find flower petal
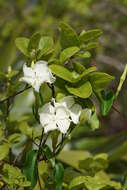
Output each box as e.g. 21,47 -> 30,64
40,113 -> 53,126
56,104 -> 70,119
60,96 -> 75,109
56,119 -> 70,134
23,63 -> 34,77
70,104 -> 82,124
39,103 -> 55,114
34,61 -> 55,84
34,61 -> 47,77
20,76 -> 35,86
44,122 -> 57,133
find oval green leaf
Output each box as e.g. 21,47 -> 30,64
89,72 -> 115,91
59,22 -> 80,49
49,64 -> 79,83
79,29 -> 103,44
24,150 -> 38,189
15,37 -> 29,56
60,46 -> 80,63
66,81 -> 92,98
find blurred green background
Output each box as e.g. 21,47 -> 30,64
0,0 -> 127,165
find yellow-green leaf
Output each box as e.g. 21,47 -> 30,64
66,81 -> 92,98
60,46 -> 80,63
49,64 -> 80,83
0,143 -> 10,161
89,72 -> 114,91
15,37 -> 29,56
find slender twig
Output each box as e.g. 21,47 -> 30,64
0,86 -> 31,104
51,83 -> 55,99
55,134 -> 65,151
37,129 -> 44,159
41,133 -> 49,147
112,105 -> 127,128
55,127 -> 74,155
112,105 -> 124,119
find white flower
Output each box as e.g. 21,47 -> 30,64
20,60 -> 55,92
39,102 -> 70,134
60,96 -> 82,124
39,96 -> 82,134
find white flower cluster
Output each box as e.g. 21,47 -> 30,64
39,96 -> 82,134
20,60 -> 82,134
20,60 -> 55,92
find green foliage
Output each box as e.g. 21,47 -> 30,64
115,64 -> 127,99
79,153 -> 108,174
15,37 -> 30,56
38,36 -> 54,58
24,150 -> 38,189
1,164 -> 30,189
69,171 -> 122,190
66,81 -> 92,98
55,163 -> 64,190
98,90 -> 115,116
0,143 -> 10,161
28,33 -> 41,55
57,150 -> 91,171
88,111 -> 100,130
60,46 -> 80,63
49,64 -> 80,83
0,20 -> 126,189
79,29 -> 103,44
15,34 -> 54,61
89,72 -> 115,91
59,22 -> 80,49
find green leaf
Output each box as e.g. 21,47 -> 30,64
89,72 -> 115,91
73,62 -> 86,74
78,51 -> 91,58
80,108 -> 92,123
51,131 -> 60,152
0,143 -> 10,161
28,32 -> 41,53
19,122 -> 33,138
24,150 -> 38,189
80,66 -> 96,79
115,64 -> 127,99
64,168 -> 80,184
15,37 -> 29,56
60,46 -> 80,63
69,171 -> 122,190
49,64 -> 80,83
79,29 -> 103,43
84,42 -> 99,50
8,133 -> 21,144
88,111 -> 99,130
38,36 -> 54,58
66,81 -> 92,98
42,144 -> 54,160
57,150 -> 91,171
7,69 -> 19,79
55,163 -> 64,190
69,176 -> 86,189
59,22 -> 79,49
100,90 -> 114,116
3,164 -> 31,187
109,141 -> 127,161
84,171 -> 122,190
79,153 -> 108,174
0,71 -> 7,81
